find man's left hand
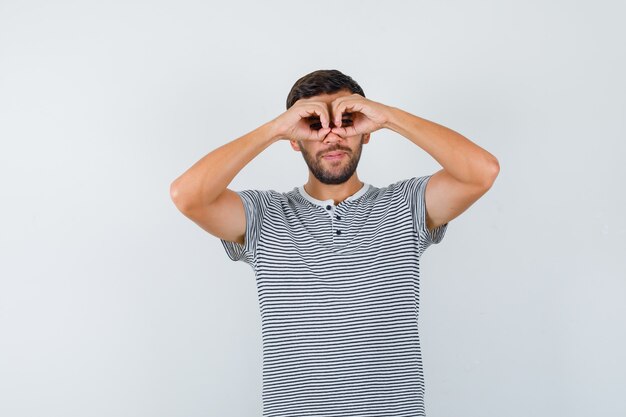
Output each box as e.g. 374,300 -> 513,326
330,94 -> 391,137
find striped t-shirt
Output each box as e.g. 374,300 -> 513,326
221,175 -> 449,417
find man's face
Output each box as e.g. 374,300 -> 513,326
291,90 -> 370,185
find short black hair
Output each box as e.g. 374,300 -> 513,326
286,69 -> 365,110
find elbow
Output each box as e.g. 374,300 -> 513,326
482,157 -> 500,188
170,181 -> 189,212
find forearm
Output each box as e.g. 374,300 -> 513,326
384,106 -> 499,186
170,121 -> 279,211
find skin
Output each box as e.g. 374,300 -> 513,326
171,87 -> 500,246
285,89 -> 385,205
297,134 -> 365,187
279,89 -> 501,231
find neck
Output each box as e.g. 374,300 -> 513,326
303,174 -> 364,205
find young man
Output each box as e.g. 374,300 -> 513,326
170,69 -> 499,417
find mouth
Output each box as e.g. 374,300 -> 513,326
322,151 -> 347,160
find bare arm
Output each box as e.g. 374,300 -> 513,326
384,107 -> 500,230
170,99 -> 333,245
169,122 -> 279,244
328,95 -> 500,232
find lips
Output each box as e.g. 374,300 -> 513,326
323,151 -> 346,158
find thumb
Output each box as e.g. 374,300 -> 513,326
331,126 -> 347,135
316,127 -> 331,139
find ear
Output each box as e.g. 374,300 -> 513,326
289,139 -> 302,152
362,133 -> 371,144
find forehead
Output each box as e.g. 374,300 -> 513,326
299,90 -> 352,105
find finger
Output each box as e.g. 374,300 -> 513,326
332,124 -> 357,137
300,104 -> 329,129
311,127 -> 330,141
331,126 -> 348,137
318,127 -> 331,139
330,94 -> 359,121
336,100 -> 360,128
332,98 -> 348,128
313,103 -> 330,129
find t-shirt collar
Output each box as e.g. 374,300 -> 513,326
297,182 -> 370,207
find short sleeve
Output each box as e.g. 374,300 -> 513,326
404,175 -> 449,247
220,189 -> 273,265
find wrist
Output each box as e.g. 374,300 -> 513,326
382,106 -> 403,132
267,119 -> 287,143
262,119 -> 283,144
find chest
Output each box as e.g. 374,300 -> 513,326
256,202 -> 419,268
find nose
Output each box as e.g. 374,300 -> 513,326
322,128 -> 345,144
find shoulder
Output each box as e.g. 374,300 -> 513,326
373,175 -> 431,197
237,188 -> 287,201
234,188 -> 298,215
393,175 -> 430,188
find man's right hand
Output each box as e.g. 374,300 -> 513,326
270,99 -> 333,142
172,98 -> 335,247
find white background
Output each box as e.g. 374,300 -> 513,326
1,1 -> 624,416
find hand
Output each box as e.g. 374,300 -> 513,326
270,99 -> 332,142
329,94 -> 390,137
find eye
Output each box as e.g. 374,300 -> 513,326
340,112 -> 354,126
